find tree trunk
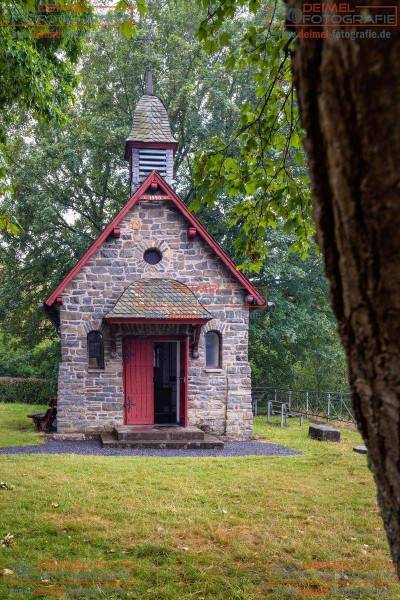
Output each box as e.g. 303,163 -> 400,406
285,10 -> 400,571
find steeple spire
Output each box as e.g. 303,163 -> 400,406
124,14 -> 177,192
145,17 -> 153,96
146,67 -> 153,96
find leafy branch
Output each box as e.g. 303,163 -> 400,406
193,0 -> 314,272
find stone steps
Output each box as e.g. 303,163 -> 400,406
101,431 -> 224,450
114,425 -> 205,442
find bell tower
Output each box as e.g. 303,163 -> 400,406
124,70 -> 178,193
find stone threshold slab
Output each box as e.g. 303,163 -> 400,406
101,432 -> 223,449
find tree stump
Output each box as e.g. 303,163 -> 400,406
308,425 -> 341,442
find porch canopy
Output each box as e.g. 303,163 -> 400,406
104,278 -> 212,325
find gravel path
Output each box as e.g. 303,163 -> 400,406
0,439 -> 300,458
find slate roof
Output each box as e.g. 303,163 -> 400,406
105,279 -> 212,321
126,95 -> 177,143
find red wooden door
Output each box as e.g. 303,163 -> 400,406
123,338 -> 154,425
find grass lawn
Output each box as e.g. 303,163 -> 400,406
0,403 -> 47,447
0,404 -> 398,599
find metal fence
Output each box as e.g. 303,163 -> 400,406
252,386 -> 353,422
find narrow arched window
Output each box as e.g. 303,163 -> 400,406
205,331 -> 221,368
87,331 -> 104,369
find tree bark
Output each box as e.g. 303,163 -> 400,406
285,5 -> 400,572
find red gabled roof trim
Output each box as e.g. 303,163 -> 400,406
45,171 -> 266,307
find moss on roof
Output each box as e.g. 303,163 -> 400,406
126,95 -> 177,144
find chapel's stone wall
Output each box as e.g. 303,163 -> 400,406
57,199 -> 254,439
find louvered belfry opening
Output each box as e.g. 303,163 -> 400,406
139,148 -> 167,180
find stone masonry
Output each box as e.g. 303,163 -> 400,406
57,199 -> 254,439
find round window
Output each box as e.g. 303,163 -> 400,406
143,248 -> 162,265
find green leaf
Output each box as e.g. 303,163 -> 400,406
244,180 -> 257,195
119,21 -> 136,39
219,31 -> 231,47
115,0 -> 131,9
136,0 -> 147,15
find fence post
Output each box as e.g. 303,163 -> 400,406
281,403 -> 285,427
306,390 -> 309,418
274,388 -> 277,404
327,393 -> 331,421
253,396 -> 258,416
288,389 -> 292,411
267,401 -> 272,422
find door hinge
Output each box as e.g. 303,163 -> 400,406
125,397 -> 136,411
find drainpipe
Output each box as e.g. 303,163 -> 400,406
224,372 -> 229,436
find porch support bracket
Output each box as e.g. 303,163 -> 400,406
191,324 -> 203,359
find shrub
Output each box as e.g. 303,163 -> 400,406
0,377 -> 56,405
0,335 -> 60,383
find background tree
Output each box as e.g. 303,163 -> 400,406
249,230 -> 347,391
194,0 -> 312,271
0,0 -> 145,233
0,0 -> 93,231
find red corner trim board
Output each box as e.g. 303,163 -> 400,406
45,171 -> 266,307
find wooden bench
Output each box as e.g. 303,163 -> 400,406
28,398 -> 57,432
263,400 -> 304,425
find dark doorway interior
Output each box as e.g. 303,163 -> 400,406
154,341 -> 178,424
